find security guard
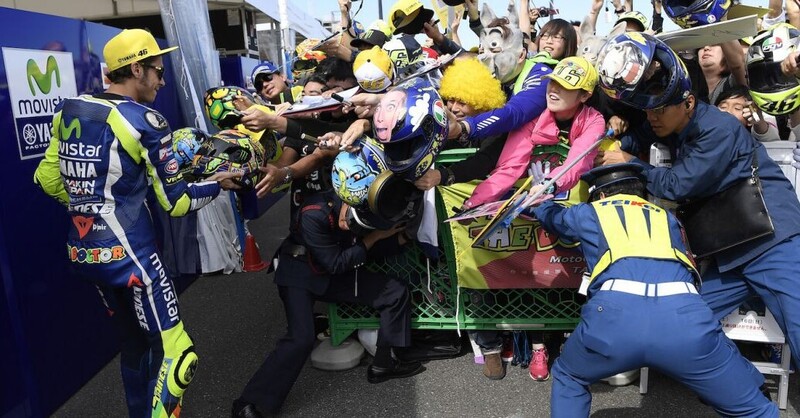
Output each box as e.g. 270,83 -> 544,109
531,163 -> 777,417
232,190 -> 422,418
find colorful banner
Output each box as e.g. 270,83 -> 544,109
439,179 -> 587,289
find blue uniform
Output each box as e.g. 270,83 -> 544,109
621,101 -> 800,370
237,192 -> 412,414
34,93 -> 221,418
533,194 -> 777,417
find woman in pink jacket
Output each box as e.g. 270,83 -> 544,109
464,56 -> 605,209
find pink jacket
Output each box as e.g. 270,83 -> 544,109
466,104 -> 606,208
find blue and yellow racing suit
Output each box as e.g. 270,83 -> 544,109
34,93 -> 220,418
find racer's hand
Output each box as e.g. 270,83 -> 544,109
208,171 -> 243,190
414,168 -> 442,191
594,148 -> 634,166
255,164 -> 285,198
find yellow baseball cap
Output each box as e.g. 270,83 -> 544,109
353,46 -> 395,93
545,56 -> 598,92
388,0 -> 434,35
103,29 -> 178,72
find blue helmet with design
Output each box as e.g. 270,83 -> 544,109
596,32 -> 691,110
171,127 -> 209,180
663,0 -> 730,29
373,80 -> 448,181
331,137 -> 388,207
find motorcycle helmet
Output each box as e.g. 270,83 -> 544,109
191,129 -> 266,190
663,0 -> 730,28
367,170 -> 423,225
372,81 -> 447,181
171,127 -> 209,180
331,137 -> 388,207
596,32 -> 692,110
204,86 -> 259,129
747,23 -> 800,116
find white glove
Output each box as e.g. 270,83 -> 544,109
529,160 -> 547,184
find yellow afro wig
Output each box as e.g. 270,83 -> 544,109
438,57 -> 506,112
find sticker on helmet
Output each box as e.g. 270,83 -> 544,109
408,92 -> 432,131
432,100 -> 446,126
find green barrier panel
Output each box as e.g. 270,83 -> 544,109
328,150 -> 583,346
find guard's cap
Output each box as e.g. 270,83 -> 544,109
104,29 -> 178,72
581,163 -> 645,193
545,56 -> 598,92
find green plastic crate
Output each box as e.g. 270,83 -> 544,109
328,150 -> 583,345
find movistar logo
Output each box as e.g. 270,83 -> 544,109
60,118 -> 81,140
27,55 -> 60,96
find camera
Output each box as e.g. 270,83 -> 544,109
538,7 -> 550,18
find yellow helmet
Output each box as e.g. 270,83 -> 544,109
747,23 -> 800,116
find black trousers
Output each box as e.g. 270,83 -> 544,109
239,267 -> 411,414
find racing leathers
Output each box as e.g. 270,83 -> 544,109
34,93 -> 221,418
461,53 -> 555,142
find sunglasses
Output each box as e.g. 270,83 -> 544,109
141,63 -> 165,80
254,73 -> 277,90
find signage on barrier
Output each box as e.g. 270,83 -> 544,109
2,47 -> 77,160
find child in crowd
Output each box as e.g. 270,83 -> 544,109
463,56 -> 605,210
715,86 -> 782,142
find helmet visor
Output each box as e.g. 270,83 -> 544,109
748,60 -> 800,94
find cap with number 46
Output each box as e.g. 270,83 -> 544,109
544,56 -> 598,92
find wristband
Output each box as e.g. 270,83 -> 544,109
439,167 -> 456,186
